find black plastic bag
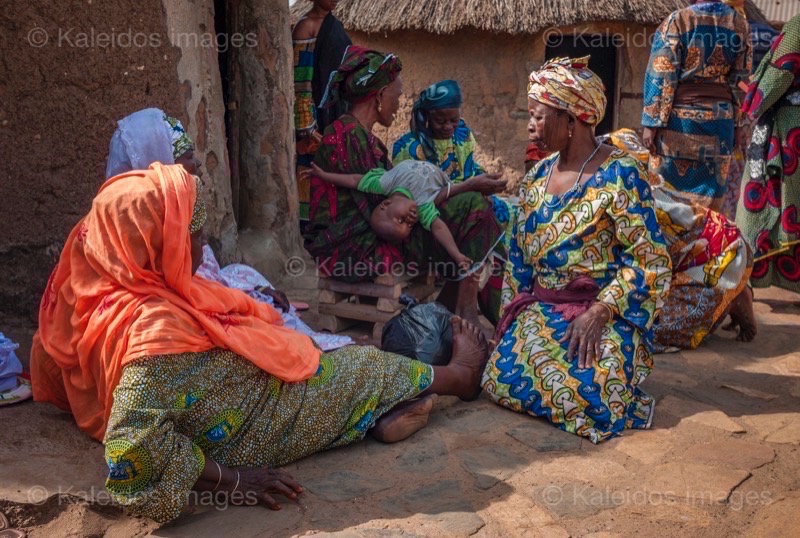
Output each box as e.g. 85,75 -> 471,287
381,295 -> 453,366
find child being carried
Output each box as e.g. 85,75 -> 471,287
310,160 -> 505,271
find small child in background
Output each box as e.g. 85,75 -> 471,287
310,160 -> 505,271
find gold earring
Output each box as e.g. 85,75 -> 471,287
377,102 -> 382,113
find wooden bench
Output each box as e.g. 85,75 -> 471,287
317,272 -> 437,342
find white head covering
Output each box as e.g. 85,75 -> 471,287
105,108 -> 175,180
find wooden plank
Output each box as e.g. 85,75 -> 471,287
413,273 -> 436,286
318,302 -> 398,323
374,272 -> 416,286
316,313 -> 357,334
318,290 -> 351,305
377,297 -> 403,313
372,322 -> 385,342
318,278 -> 404,299
404,283 -> 436,302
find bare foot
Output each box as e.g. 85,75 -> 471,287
449,316 -> 490,401
721,316 -> 737,332
371,394 -> 438,443
729,286 -> 757,342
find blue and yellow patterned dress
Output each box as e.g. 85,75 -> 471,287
642,1 -> 751,212
482,151 -> 672,444
104,346 -> 432,522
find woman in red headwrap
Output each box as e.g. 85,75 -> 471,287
304,47 -> 506,324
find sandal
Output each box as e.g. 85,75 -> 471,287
291,301 -> 310,312
0,376 -> 32,407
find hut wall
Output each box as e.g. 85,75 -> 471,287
0,0 -> 299,317
232,0 -> 305,283
349,23 -> 654,186
1,0 -> 187,317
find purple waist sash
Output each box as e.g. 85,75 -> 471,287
492,275 -> 601,343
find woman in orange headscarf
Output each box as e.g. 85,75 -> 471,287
30,162 -> 490,522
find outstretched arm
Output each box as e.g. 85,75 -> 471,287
433,172 -> 507,206
310,162 -> 362,190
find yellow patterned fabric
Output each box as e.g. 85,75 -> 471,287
189,175 -> 206,234
482,150 -> 672,443
293,38 -> 317,133
722,0 -> 746,17
104,346 -> 432,522
602,128 -> 752,351
527,56 -> 607,126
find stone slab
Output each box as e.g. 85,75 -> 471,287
764,418 -> 800,445
304,471 -> 394,502
507,424 -> 583,452
381,480 -> 485,535
687,441 -> 775,470
531,483 -> 625,519
659,396 -> 746,433
457,445 -> 529,490
644,462 -> 751,503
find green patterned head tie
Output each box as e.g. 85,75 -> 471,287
163,115 -> 194,159
321,45 -> 402,107
190,175 -> 207,235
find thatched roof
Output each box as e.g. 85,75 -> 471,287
290,0 -> 769,35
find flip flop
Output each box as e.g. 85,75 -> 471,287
0,376 -> 32,407
291,301 -> 310,312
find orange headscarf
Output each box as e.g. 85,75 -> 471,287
30,163 -> 320,441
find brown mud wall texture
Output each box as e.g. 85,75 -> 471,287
349,24 -> 652,190
0,0 -> 271,318
231,0 -> 304,281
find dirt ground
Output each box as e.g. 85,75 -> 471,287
1,274 -> 799,537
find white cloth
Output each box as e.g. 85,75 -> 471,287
105,108 -> 175,179
196,246 -> 353,352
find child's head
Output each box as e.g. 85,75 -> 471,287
370,193 -> 418,243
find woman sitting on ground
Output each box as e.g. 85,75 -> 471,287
601,128 -> 756,347
482,57 -> 673,444
303,48 -> 507,325
106,107 -> 353,351
29,161 -> 491,523
392,79 -> 516,248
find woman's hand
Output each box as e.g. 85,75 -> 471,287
258,286 -> 290,312
233,467 -> 304,510
641,127 -> 659,154
559,303 -> 612,369
467,172 -> 507,195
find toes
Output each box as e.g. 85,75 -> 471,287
420,393 -> 438,412
451,316 -> 463,335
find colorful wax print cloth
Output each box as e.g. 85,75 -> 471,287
104,347 -> 432,523
482,151 -> 672,443
293,37 -> 318,221
393,119 -> 485,181
304,114 -> 505,323
642,2 -> 751,212
736,15 -> 800,292
603,129 -> 752,351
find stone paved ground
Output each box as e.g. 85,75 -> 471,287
1,258 -> 798,537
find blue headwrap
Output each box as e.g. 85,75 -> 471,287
411,80 -> 463,163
